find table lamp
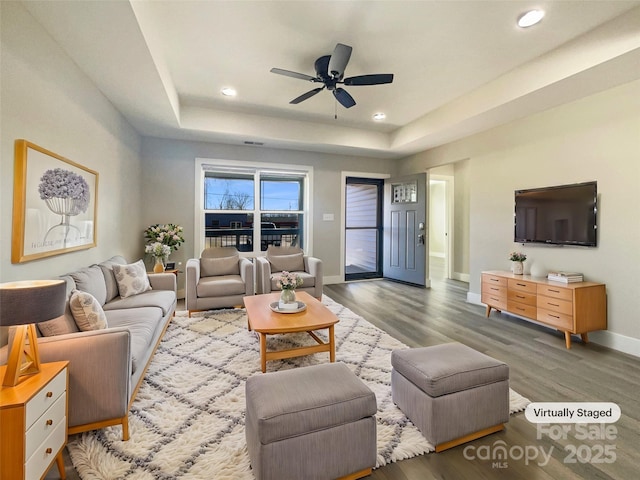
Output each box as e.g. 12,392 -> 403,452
0,279 -> 66,387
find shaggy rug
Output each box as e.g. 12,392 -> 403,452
68,296 -> 530,479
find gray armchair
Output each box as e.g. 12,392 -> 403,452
255,246 -> 323,299
186,247 -> 254,315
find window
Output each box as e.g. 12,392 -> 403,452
197,162 -> 312,256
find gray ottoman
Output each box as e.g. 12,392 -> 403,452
245,362 -> 377,480
391,342 -> 509,452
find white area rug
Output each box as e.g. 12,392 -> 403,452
68,296 -> 530,479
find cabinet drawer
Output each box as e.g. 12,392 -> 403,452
26,394 -> 66,460
25,419 -> 66,480
482,283 -> 506,298
507,301 -> 536,319
537,296 -> 573,316
26,368 -> 66,429
482,274 -> 507,287
537,308 -> 573,330
482,293 -> 507,311
538,284 -> 572,301
508,278 -> 537,294
508,289 -> 536,306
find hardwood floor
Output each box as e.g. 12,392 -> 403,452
49,277 -> 639,479
325,278 -> 640,480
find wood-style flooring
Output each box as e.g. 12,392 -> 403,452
49,273 -> 639,480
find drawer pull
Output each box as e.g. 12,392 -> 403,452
491,287 -> 499,291
516,283 -> 526,287
46,391 -> 53,398
46,419 -> 53,426
516,295 -> 525,299
516,307 -> 525,311
46,448 -> 53,455
548,303 -> 559,307
549,289 -> 560,293
490,278 -> 499,282
549,314 -> 560,319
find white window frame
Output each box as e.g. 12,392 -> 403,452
195,158 -> 313,257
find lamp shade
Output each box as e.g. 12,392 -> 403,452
0,280 -> 66,326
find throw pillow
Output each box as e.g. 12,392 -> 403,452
69,290 -> 108,331
268,252 -> 304,273
113,259 -> 152,298
200,256 -> 240,277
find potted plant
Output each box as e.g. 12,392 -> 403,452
509,252 -> 527,275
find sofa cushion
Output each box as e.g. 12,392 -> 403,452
104,290 -> 176,316
38,277 -> 79,337
68,265 -> 107,305
197,275 -> 246,297
106,307 -> 164,374
99,256 -> 128,303
113,260 -> 151,298
69,290 -> 108,331
200,256 -> 240,277
267,252 -> 305,273
270,271 -> 315,290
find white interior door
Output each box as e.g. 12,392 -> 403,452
383,173 -> 427,286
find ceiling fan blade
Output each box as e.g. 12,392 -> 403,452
333,88 -> 356,108
328,43 -> 352,79
343,74 -> 394,86
290,87 -> 325,104
270,68 -> 317,82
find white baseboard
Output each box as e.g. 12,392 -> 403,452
466,292 -> 640,358
323,275 -> 343,285
453,272 -> 470,282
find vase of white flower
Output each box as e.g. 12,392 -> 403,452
146,242 -> 171,273
277,271 -> 303,310
153,256 -> 165,273
509,252 -> 527,275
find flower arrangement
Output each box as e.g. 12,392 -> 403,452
509,252 -> 527,262
38,168 -> 90,213
276,271 -> 303,291
145,242 -> 171,259
144,224 -> 185,252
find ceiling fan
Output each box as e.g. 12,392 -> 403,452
270,43 -> 394,109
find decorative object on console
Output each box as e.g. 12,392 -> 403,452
276,270 -> 303,310
11,140 -> 98,264
0,279 -> 66,386
509,251 -> 527,275
547,271 -> 584,283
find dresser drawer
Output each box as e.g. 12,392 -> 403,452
482,283 -> 506,298
482,274 -> 507,287
507,301 -> 536,319
25,393 -> 66,460
538,284 -> 572,301
508,289 -> 536,306
537,308 -> 573,330
25,420 -> 66,480
537,296 -> 573,316
508,278 -> 537,294
26,368 -> 66,429
482,293 -> 507,311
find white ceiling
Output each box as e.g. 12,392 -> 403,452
22,0 -> 640,159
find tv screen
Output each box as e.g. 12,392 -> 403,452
514,182 -> 597,246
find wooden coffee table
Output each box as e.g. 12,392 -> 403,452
244,292 -> 339,373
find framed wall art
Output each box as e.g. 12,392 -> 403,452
11,140 -> 98,263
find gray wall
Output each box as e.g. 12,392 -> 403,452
399,80 -> 640,352
1,1 -> 142,283
140,137 -> 396,290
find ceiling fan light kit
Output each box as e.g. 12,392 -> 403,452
271,43 -> 394,110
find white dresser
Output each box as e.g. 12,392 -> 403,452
1,361 -> 69,479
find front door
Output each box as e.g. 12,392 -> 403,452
383,173 -> 427,286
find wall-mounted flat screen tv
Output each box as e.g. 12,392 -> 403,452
514,181 -> 597,247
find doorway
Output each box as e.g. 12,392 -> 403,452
345,177 -> 383,280
428,175 -> 453,280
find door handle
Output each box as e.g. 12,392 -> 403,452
417,234 -> 425,245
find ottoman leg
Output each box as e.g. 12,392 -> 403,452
435,424 -> 504,452
337,467 -> 372,480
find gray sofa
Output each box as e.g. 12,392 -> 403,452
1,255 -> 176,441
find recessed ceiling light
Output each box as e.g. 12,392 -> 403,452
373,112 -> 386,121
517,9 -> 544,28
221,87 -> 237,97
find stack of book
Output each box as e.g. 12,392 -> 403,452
547,271 -> 584,283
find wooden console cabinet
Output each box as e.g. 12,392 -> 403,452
481,271 -> 607,349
